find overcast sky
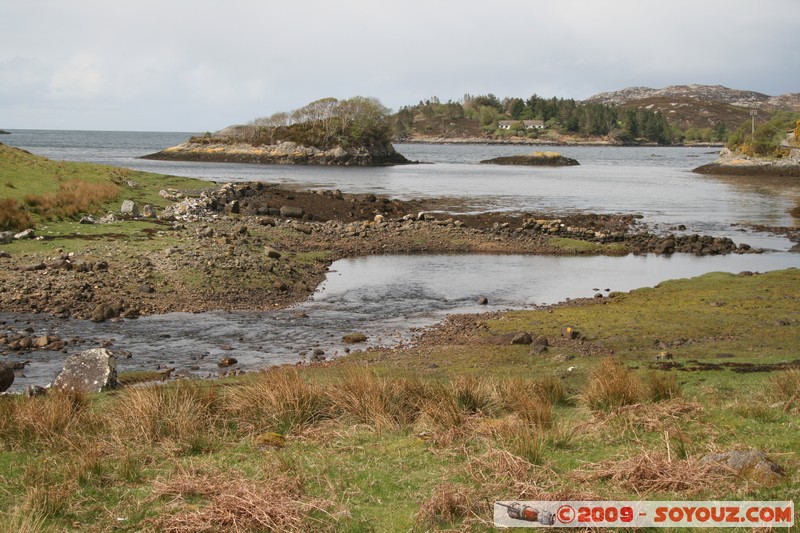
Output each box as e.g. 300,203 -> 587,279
1,0 -> 798,132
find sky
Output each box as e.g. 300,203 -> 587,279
1,0 -> 798,132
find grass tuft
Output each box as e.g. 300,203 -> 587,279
0,198 -> 35,231
582,358 -> 645,412
23,179 -> 119,221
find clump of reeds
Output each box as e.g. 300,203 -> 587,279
109,381 -> 223,454
23,179 -> 119,220
646,371 -> 683,402
767,368 -> 800,411
226,367 -> 330,435
581,358 -> 645,412
0,198 -> 34,231
0,390 -> 92,450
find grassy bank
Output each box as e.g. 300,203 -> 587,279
1,269 -> 798,531
0,142 -> 208,234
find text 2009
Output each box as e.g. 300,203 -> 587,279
576,506 -> 634,523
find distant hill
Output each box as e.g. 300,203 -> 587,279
584,84 -> 800,131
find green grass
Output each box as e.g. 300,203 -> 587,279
0,143 -> 209,230
548,236 -> 628,255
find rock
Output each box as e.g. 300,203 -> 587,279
14,228 -> 35,240
225,200 -> 240,214
24,385 -> 47,398
253,432 -> 286,449
280,206 -> 305,219
52,348 -> 119,393
264,246 -> 282,259
79,215 -> 96,224
480,151 -> 580,166
273,280 -> 289,291
488,331 -> 532,345
530,335 -> 549,354
142,204 -> 157,218
91,302 -> 123,322
477,296 -> 489,305
700,450 -> 784,481
561,326 -> 579,339
0,231 -> 14,243
120,200 -> 139,217
33,336 -> 53,349
218,356 -> 238,367
343,332 -> 368,343
0,363 -> 14,392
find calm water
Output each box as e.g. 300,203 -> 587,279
1,130 -> 799,391
3,129 -> 797,249
3,253 -> 799,392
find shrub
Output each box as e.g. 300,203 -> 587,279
0,198 -> 34,231
768,369 -> 800,410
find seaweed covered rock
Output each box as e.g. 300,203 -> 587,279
480,151 -> 579,166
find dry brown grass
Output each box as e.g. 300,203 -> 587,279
768,368 -> 800,411
23,179 -> 119,220
415,482 -> 486,530
646,371 -> 682,402
581,358 -> 645,412
572,450 -> 731,496
0,390 -> 92,450
226,367 -> 331,435
109,382 -> 224,454
0,198 -> 34,231
150,465 -> 336,532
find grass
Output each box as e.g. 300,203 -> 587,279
0,143 -> 209,230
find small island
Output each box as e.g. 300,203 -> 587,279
480,150 -> 579,166
693,119 -> 800,177
144,97 -> 411,166
0,130 -> 11,135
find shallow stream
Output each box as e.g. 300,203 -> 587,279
3,252 -> 799,393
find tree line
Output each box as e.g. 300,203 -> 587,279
393,94 -> 678,144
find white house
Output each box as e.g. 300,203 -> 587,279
497,119 -> 545,130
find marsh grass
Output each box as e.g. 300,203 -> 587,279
0,198 -> 34,231
646,371 -> 683,402
582,358 -> 645,412
23,179 -> 119,221
0,390 -> 92,450
226,367 -> 330,435
110,382 -> 224,454
768,369 -> 800,411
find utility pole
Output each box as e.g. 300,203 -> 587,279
750,109 -> 758,140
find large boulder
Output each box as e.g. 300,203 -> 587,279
120,200 -> 139,217
0,363 -> 14,393
52,348 -> 119,393
700,450 -> 784,482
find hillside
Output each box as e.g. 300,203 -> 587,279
585,84 -> 800,131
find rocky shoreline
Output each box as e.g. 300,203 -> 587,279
0,181 -> 766,325
693,147 -> 800,177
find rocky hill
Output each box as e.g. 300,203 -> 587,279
584,84 -> 800,131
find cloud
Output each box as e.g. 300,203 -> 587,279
1,0 -> 798,130
48,53 -> 107,99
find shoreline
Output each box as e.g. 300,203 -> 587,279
0,181 -> 770,323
